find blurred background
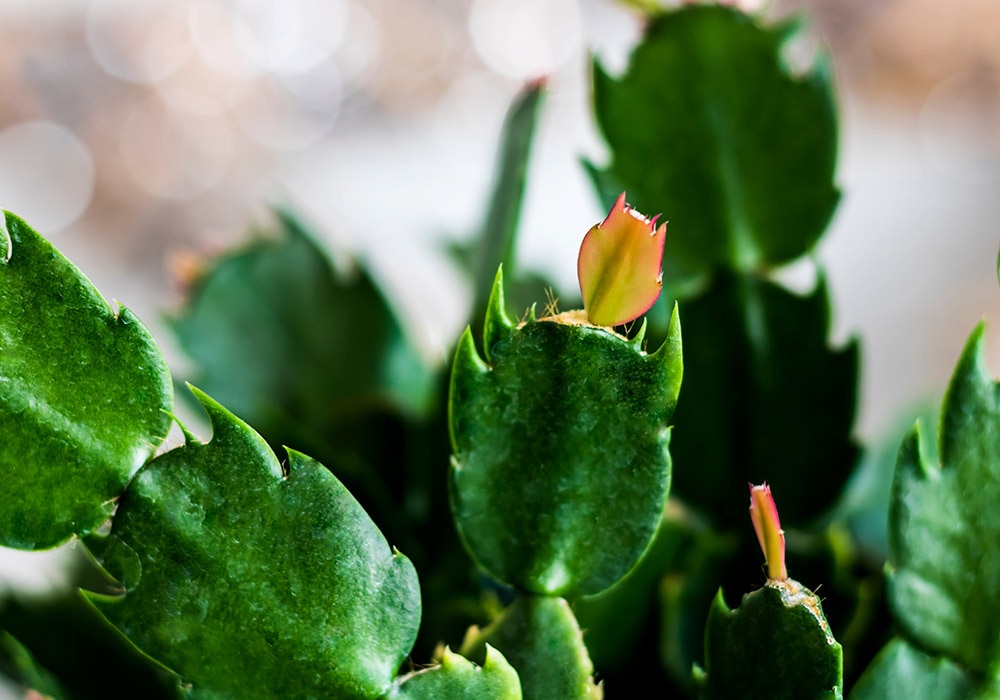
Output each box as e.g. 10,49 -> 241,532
2,0 -> 1000,680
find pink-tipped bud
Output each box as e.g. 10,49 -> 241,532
577,192 -> 666,327
749,482 -> 787,581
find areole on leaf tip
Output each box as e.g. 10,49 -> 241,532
578,191 -> 666,328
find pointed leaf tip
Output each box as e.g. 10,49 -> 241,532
484,264 -> 515,359
749,483 -> 787,581
578,192 -> 666,327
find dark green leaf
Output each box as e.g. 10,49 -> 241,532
592,5 -> 839,282
849,638 -> 976,700
171,207 -> 434,437
699,581 -> 843,700
669,271 -> 858,528
0,591 -> 183,700
449,268 -> 682,596
93,388 -> 421,700
388,646 -> 521,699
0,212 -> 173,550
887,322 -> 1000,676
461,597 -> 600,700
0,630 -> 68,700
170,210 -> 435,549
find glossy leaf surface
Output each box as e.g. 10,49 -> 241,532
449,268 -> 682,596
669,271 -> 858,528
388,646 -> 521,700
700,581 -> 843,700
461,597 -> 600,700
592,5 -> 838,283
94,389 -> 421,700
0,212 -> 173,550
887,323 -> 1000,676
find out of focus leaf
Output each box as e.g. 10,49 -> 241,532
592,5 -> 839,285
849,638 -> 976,700
668,271 -> 858,529
886,323 -> 1000,677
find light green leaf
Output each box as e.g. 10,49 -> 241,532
449,268 -> 681,596
699,581 -> 843,700
0,212 -> 173,550
461,597 -> 600,700
388,646 -> 521,700
592,5 -> 839,282
887,322 -> 1000,677
93,388 -> 421,700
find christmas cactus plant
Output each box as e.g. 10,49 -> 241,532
2,3 -> 999,699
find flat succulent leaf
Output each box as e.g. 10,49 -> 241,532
92,388 -> 421,700
699,581 -> 843,700
170,210 -> 435,553
887,322 -> 1000,676
461,597 -> 601,700
449,268 -> 682,596
668,271 -> 858,529
171,207 -> 434,441
0,212 -> 173,550
592,5 -> 839,282
388,646 -> 521,700
849,638 -> 977,700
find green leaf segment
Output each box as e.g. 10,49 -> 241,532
389,646 -> 522,700
94,388 -> 422,700
449,267 -> 682,597
591,4 -> 855,532
461,597 -> 601,700
699,581 -> 843,700
0,212 -> 173,550
592,4 -> 839,284
853,323 -> 1000,698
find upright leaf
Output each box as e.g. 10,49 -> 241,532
669,271 -> 858,528
170,210 -> 433,550
449,268 -> 682,596
592,5 -> 839,283
699,581 -> 843,700
886,323 -> 1000,678
172,209 -> 433,428
470,78 -> 547,315
93,388 -> 421,700
0,212 -> 173,550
